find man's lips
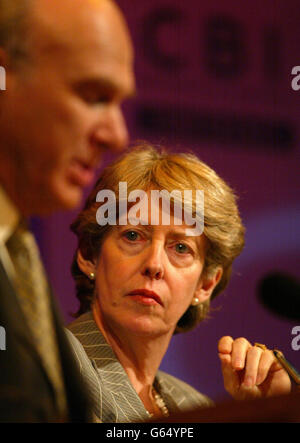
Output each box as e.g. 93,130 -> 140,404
127,289 -> 163,306
68,159 -> 96,188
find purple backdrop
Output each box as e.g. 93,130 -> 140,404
33,0 -> 300,402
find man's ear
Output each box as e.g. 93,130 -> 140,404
0,47 -> 19,94
0,47 -> 8,68
0,48 -> 8,92
192,267 -> 223,305
77,249 -> 96,278
0,47 -> 15,74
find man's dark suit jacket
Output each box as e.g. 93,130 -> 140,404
0,259 -> 91,422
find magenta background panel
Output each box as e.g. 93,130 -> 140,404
33,0 -> 300,401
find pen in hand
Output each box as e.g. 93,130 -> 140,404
273,349 -> 300,386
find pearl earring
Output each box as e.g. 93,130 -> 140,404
192,297 -> 199,306
89,272 -> 95,280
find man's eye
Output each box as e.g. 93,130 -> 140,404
84,93 -> 110,104
124,231 -> 139,241
76,87 -> 111,105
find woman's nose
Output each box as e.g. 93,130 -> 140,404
141,244 -> 164,280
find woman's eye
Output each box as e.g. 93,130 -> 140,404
124,231 -> 139,241
175,243 -> 190,254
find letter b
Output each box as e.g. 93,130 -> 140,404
205,15 -> 246,78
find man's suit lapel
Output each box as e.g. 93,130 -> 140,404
48,292 -> 92,422
0,259 -> 50,378
0,258 -> 60,422
0,258 -> 91,422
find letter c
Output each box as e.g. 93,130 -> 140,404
141,7 -> 187,71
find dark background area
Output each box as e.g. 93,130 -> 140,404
33,0 -> 300,402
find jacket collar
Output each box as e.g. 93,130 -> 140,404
68,311 -> 186,421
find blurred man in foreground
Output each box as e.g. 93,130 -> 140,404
0,0 -> 135,422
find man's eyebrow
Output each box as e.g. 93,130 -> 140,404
99,76 -> 137,98
74,76 -> 137,99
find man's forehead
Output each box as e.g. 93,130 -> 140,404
30,0 -> 127,43
86,0 -> 107,6
33,0 -> 109,13
28,0 -> 133,67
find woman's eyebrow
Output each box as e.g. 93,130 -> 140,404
167,231 -> 199,244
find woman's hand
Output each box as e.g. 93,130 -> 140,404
218,336 -> 292,400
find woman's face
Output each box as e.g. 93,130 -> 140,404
89,198 -> 219,339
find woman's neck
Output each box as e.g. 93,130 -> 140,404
92,300 -> 172,410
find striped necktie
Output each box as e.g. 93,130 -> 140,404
6,223 -> 67,419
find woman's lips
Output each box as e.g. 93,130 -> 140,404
127,289 -> 163,306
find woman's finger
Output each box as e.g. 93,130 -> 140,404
218,352 -> 239,396
231,337 -> 252,370
256,350 -> 277,385
218,336 -> 234,355
242,345 -> 264,387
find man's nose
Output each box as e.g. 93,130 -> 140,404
141,243 -> 165,280
92,105 -> 129,153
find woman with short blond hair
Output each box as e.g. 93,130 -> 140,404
67,144 -> 290,423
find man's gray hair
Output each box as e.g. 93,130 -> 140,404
0,0 -> 32,64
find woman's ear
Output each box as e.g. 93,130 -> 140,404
191,267 -> 223,306
77,249 -> 96,279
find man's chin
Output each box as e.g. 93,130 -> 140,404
55,185 -> 84,211
37,183 -> 84,216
